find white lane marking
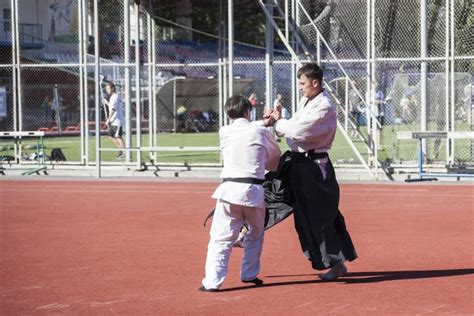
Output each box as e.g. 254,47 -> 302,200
36,303 -> 70,310
322,304 -> 352,314
203,295 -> 247,302
423,305 -> 447,312
293,301 -> 314,309
90,300 -> 126,307
22,286 -> 45,290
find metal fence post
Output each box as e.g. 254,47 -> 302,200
449,0 -> 455,164
345,77 -> 349,131
265,0 -> 274,112
13,0 -> 22,162
227,0 -> 234,97
83,0 -> 90,165
444,0 -> 450,166
147,13 -> 154,162
218,57 -> 224,129
124,0 -> 132,162
218,0 -> 224,129
10,0 -> 18,162
173,80 -> 176,131
93,0 -> 101,178
291,0 -> 298,113
366,0 -> 372,167
78,0 -> 86,164
371,0 -> 378,178
134,2 -> 142,168
151,19 -> 158,151
420,0 -> 428,157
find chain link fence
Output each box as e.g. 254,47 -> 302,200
1,0 -> 472,172
296,0 -> 473,171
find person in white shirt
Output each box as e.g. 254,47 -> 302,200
102,82 -> 125,159
273,93 -> 283,109
366,80 -> 385,149
266,62 -> 357,282
248,93 -> 258,121
273,93 -> 290,119
200,95 -> 281,292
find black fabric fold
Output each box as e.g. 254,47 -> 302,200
203,150 -> 357,270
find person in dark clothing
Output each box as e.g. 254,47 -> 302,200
264,62 -> 357,281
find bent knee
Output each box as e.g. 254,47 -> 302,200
244,225 -> 264,241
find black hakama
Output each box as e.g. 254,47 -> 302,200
205,150 -> 358,270
288,152 -> 357,270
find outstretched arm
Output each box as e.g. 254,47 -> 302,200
274,105 -> 334,141
262,129 -> 281,171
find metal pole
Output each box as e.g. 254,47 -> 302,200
445,0 -> 450,166
218,2 -> 225,164
284,0 -> 289,40
420,0 -> 428,158
173,80 -> 177,131
13,0 -> 22,162
449,0 -> 455,164
265,0 -> 274,112
316,33 -> 321,64
151,18 -> 157,150
87,1 -> 93,36
134,2 -> 142,167
83,0 -> 89,164
124,0 -> 132,162
222,0 -> 229,126
227,0 -> 234,97
78,0 -> 85,164
366,0 -> 372,166
365,0 -> 374,170
218,60 -> 224,129
218,0 -> 224,129
344,77 -> 349,131
223,56 -> 228,125
371,0 -> 377,178
93,0 -> 101,178
11,0 -> 18,162
14,0 -> 21,134
291,0 -> 300,114
147,13 -> 153,162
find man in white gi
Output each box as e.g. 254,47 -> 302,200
266,62 -> 357,281
200,95 -> 281,292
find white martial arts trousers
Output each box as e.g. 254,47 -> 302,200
202,199 -> 265,290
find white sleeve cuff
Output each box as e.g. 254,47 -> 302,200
274,119 -> 288,136
251,120 -> 265,127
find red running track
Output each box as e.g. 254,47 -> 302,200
0,180 -> 473,314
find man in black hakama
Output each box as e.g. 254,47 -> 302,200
263,62 -> 357,280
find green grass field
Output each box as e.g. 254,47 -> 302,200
1,123 -> 473,165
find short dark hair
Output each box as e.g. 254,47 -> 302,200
297,62 -> 323,83
104,82 -> 116,92
225,95 -> 251,119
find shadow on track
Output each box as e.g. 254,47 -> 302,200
217,268 -> 474,292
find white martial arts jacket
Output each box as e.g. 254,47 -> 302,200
274,91 -> 337,179
212,118 -> 281,208
274,90 -> 337,154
